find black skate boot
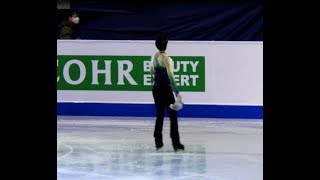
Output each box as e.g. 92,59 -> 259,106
155,140 -> 164,151
173,143 -> 184,152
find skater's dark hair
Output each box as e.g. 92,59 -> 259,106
155,34 -> 168,51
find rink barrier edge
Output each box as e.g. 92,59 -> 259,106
57,102 -> 262,119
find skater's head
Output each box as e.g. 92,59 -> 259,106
155,34 -> 168,52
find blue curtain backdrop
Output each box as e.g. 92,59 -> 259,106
62,0 -> 262,41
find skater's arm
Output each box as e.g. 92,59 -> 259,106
150,56 -> 155,85
165,57 -> 179,95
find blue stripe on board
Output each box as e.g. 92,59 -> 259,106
57,103 -> 262,119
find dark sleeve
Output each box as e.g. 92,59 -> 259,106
59,26 -> 73,39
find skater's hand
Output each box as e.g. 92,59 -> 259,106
177,93 -> 182,99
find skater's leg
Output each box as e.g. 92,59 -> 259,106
153,86 -> 165,149
166,89 -> 184,151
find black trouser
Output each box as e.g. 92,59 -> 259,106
152,85 -> 180,145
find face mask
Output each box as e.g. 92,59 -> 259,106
71,17 -> 80,24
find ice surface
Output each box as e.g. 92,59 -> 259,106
57,116 -> 262,180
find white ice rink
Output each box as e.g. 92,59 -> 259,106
57,116 -> 263,180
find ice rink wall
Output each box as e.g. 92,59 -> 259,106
57,40 -> 262,119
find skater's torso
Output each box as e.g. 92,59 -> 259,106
151,52 -> 178,94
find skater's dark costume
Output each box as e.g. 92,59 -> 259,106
150,34 -> 184,151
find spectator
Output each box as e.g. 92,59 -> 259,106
58,11 -> 80,39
